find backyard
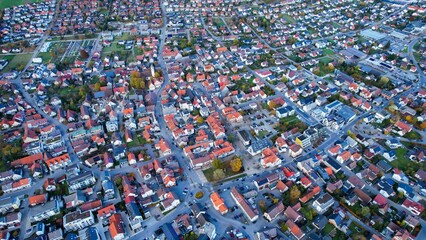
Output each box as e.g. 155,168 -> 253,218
389,148 -> 426,177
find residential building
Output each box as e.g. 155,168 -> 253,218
295,134 -> 311,149
63,210 -> 95,231
264,202 -> 284,222
230,187 -> 258,222
30,199 -> 61,222
210,192 -> 228,215
312,193 -> 334,214
109,213 -> 125,240
67,171 -> 96,191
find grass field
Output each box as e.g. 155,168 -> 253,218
323,49 -> 334,55
0,54 -> 32,72
0,0 -> 44,9
282,14 -> 296,24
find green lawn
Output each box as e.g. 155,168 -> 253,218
323,49 -> 334,55
319,56 -> 333,64
331,21 -> 341,28
0,0 -> 43,9
403,130 -> 422,140
389,148 -> 426,177
0,54 -> 32,72
323,223 -> 335,235
348,222 -> 365,237
282,14 -> 296,24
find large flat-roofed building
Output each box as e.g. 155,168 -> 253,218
360,29 -> 386,41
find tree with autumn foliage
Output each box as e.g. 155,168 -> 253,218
230,157 -> 243,172
130,70 -> 145,89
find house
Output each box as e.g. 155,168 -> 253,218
300,186 -> 321,203
284,204 -> 303,222
155,138 -> 172,156
394,121 -> 412,136
312,193 -> 334,214
3,178 -> 32,193
127,152 -> 137,165
286,219 -> 305,240
29,199 -> 61,222
29,194 -> 48,206
336,150 -> 351,163
63,210 -> 95,231
402,199 -> 425,215
347,175 -> 365,189
43,178 -> 56,192
264,202 -> 285,222
109,214 -> 125,240
0,212 -> 21,227
98,205 -> 116,222
104,153 -> 114,168
354,188 -> 372,205
160,169 -> 176,187
67,171 -> 96,191
140,183 -> 154,199
230,187 -> 258,222
0,197 -> 20,214
313,215 -> 328,230
260,148 -> 281,168
126,202 -> 143,230
139,165 -> 152,180
210,192 -> 228,215
373,194 -> 389,214
161,192 -> 180,212
64,191 -> 86,209
289,144 -> 302,158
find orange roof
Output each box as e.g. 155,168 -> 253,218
210,192 -> 228,214
12,178 -> 30,188
276,180 -> 288,192
123,108 -> 134,116
98,205 -> 116,218
11,153 -> 43,166
338,150 -> 351,161
300,186 -> 321,203
109,213 -> 124,238
45,153 -> 70,168
328,145 -> 341,154
29,194 -> 47,206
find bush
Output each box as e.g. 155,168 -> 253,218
195,191 -> 204,199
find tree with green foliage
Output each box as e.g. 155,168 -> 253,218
212,159 -> 223,170
130,71 -> 145,89
184,232 -> 198,240
289,186 -> 301,204
361,206 -> 370,218
94,82 -> 101,91
213,169 -> 225,180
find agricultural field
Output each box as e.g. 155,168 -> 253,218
0,0 -> 44,9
